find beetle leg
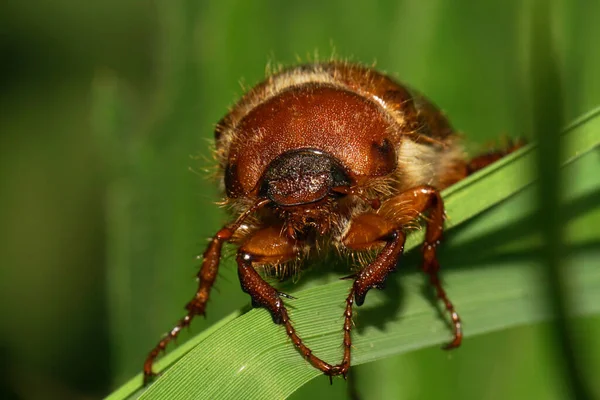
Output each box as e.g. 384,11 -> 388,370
416,188 -> 462,349
236,227 -> 334,369
237,253 -> 358,381
376,185 -> 462,349
237,226 -> 357,380
237,225 -> 301,326
345,230 -> 407,306
467,137 -> 526,174
142,199 -> 270,385
142,226 -> 233,384
344,185 -> 462,350
327,227 -> 408,380
237,252 -> 330,371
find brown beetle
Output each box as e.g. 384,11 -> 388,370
143,61 -> 521,384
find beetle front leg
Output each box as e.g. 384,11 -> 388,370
237,226 -> 356,380
349,230 -> 407,306
335,226 -> 408,379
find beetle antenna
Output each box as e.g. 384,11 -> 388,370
227,199 -> 271,234
332,187 -> 380,210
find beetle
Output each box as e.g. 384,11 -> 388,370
143,61 -> 521,384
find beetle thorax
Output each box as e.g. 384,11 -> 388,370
222,83 -> 397,199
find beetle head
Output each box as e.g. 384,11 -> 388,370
258,149 -> 351,207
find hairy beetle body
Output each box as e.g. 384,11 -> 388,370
215,62 -> 466,251
143,62 -> 520,385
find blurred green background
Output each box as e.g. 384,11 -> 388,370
1,1 -> 599,399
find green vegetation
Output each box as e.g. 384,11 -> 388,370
1,1 -> 598,399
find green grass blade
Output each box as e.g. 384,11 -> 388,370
106,106 -> 600,400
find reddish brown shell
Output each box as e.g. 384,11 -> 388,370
214,62 -> 461,199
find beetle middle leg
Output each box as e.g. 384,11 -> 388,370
400,186 -> 462,349
142,226 -> 232,384
343,185 -> 462,350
